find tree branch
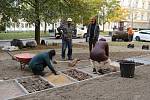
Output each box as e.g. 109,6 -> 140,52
21,0 -> 35,8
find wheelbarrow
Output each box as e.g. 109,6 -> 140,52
5,51 -> 35,70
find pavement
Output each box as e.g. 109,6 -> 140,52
12,63 -> 150,100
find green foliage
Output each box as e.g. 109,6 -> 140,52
0,0 -> 21,22
97,0 -> 128,31
0,25 -> 5,31
99,0 -> 121,24
0,0 -> 102,43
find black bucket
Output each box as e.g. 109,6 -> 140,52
120,60 -> 135,78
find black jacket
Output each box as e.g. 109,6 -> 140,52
87,24 -> 100,41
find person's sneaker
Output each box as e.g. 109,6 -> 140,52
39,72 -> 45,76
93,68 -> 97,74
62,58 -> 66,61
98,69 -> 104,74
68,58 -> 73,60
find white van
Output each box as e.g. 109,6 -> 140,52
76,26 -> 87,38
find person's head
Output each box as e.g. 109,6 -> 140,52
90,17 -> 96,24
99,38 -> 106,41
48,49 -> 56,59
67,18 -> 72,24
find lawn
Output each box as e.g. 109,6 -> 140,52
109,41 -> 149,46
0,32 -> 50,40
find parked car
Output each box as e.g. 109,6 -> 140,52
54,28 -> 62,39
133,30 -> 150,41
76,27 -> 87,38
112,31 -> 129,41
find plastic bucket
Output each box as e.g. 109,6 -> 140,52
120,60 -> 135,78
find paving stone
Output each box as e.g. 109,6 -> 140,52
17,76 -> 54,93
61,69 -> 92,81
0,80 -> 26,100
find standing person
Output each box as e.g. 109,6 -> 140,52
57,18 -> 76,60
29,50 -> 58,76
127,27 -> 133,42
87,17 -> 100,52
90,38 -> 116,74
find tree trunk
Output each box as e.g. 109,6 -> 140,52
103,22 -> 105,32
52,23 -> 54,32
102,6 -> 105,32
35,19 -> 40,44
44,21 -> 47,34
35,0 -> 40,44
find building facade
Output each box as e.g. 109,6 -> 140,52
119,0 -> 150,29
5,19 -> 57,32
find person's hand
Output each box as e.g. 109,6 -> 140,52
53,60 -> 57,64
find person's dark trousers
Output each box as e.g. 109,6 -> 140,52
89,38 -> 97,52
31,66 -> 44,76
128,34 -> 133,42
62,38 -> 72,59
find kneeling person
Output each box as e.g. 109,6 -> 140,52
90,38 -> 115,74
29,50 -> 58,76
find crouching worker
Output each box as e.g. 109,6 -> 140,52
29,49 -> 58,76
90,38 -> 116,74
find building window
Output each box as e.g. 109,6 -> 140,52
142,2 -> 145,8
16,23 -> 20,28
21,23 -> 24,28
25,23 -> 28,28
134,13 -> 137,20
135,1 -> 138,8
148,2 -> 150,9
141,14 -> 144,20
29,24 -> 32,28
128,2 -> 131,7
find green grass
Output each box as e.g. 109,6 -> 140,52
100,31 -> 109,36
109,41 -> 149,46
0,32 -> 50,40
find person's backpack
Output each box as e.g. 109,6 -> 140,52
26,41 -> 37,48
10,39 -> 24,49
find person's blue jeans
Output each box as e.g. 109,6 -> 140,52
62,39 -> 72,59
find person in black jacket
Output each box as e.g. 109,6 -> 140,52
87,17 -> 100,52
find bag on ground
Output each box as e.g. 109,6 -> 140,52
26,41 -> 37,48
10,39 -> 24,49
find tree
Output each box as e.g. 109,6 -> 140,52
99,0 -> 128,31
0,0 -> 101,43
19,0 -> 96,44
107,7 -> 128,22
0,0 -> 20,31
